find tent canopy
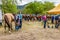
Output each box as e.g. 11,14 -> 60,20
48,4 -> 60,14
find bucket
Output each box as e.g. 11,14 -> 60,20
15,26 -> 19,30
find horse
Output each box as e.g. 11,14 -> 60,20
4,13 -> 16,33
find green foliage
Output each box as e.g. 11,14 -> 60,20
0,5 -> 2,9
43,1 -> 55,11
2,0 -> 18,14
23,1 -> 55,15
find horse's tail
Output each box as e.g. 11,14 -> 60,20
4,15 -> 9,25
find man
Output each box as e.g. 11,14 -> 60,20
16,12 -> 22,30
15,16 -> 20,30
19,12 -> 22,29
55,15 -> 60,28
42,15 -> 47,28
51,15 -> 55,24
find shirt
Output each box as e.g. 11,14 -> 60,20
42,15 -> 47,21
17,14 -> 22,20
52,16 -> 54,20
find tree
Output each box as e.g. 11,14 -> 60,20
2,0 -> 18,14
43,1 -> 55,13
23,1 -> 55,15
23,1 -> 43,15
0,5 -> 2,9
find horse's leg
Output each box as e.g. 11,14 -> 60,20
7,23 -> 10,31
4,23 -> 6,32
4,24 -> 6,30
8,21 -> 13,32
10,22 -> 13,31
4,17 -> 6,32
6,22 -> 12,33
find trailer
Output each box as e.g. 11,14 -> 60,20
0,9 -> 2,25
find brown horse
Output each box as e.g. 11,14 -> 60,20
4,13 -> 15,32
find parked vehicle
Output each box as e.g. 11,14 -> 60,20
0,9 -> 2,25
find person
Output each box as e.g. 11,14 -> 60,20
15,12 -> 22,30
51,15 -> 55,28
15,16 -> 20,30
55,15 -> 60,28
55,15 -> 58,28
42,15 -> 47,28
27,14 -> 30,21
19,12 -> 22,29
51,15 -> 55,24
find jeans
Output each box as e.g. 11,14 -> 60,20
44,21 -> 47,28
19,19 -> 22,29
15,19 -> 22,30
55,23 -> 60,28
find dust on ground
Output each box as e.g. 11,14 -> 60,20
0,21 -> 60,40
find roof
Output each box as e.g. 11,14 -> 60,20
48,4 -> 60,14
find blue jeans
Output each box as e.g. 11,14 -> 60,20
15,26 -> 19,31
19,19 -> 22,29
15,19 -> 22,30
44,21 -> 47,28
55,23 -> 60,28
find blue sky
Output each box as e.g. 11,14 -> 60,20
17,0 -> 60,6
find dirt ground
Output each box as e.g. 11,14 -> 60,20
0,21 -> 60,40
